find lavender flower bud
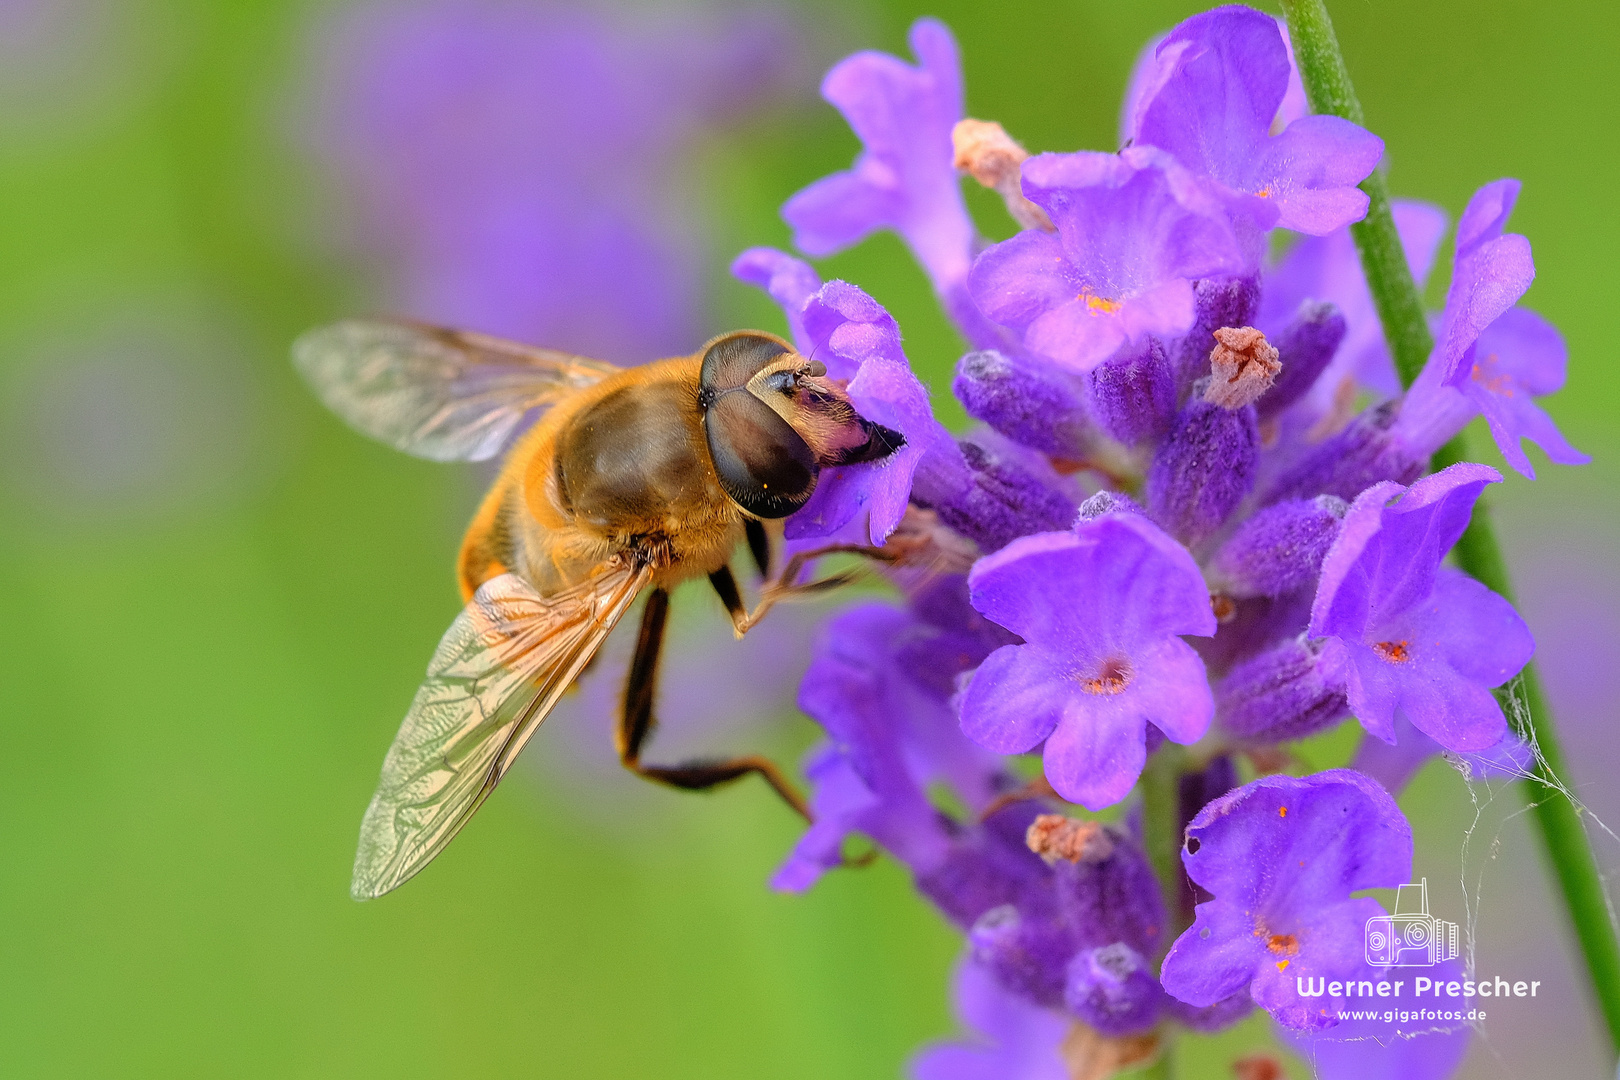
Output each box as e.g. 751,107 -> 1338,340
967,903 -> 1072,1006
915,439 -> 1076,552
1257,301 -> 1346,420
1145,391 -> 1259,546
1262,400 -> 1424,504
1064,943 -> 1164,1036
1216,636 -> 1348,742
1088,336 -> 1175,445
1075,489 -> 1144,522
1209,495 -> 1347,598
1171,276 -> 1260,400
953,349 -> 1091,457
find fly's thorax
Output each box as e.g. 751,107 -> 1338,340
542,360 -> 735,550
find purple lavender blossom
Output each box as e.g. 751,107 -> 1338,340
1130,6 -> 1383,237
968,147 -> 1250,373
1257,200 -> 1448,405
1395,180 -> 1588,477
1351,711 -> 1533,794
959,513 -> 1217,809
774,600 -> 1003,891
1310,464 -> 1535,753
909,959 -> 1072,1080
1160,769 -> 1414,1031
1279,960 -> 1472,1080
782,19 -> 972,298
735,257 -> 952,544
310,1 -> 805,363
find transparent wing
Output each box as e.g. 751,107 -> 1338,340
293,318 -> 620,462
351,560 -> 651,899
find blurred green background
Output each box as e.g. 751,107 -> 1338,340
1,0 -> 1616,1076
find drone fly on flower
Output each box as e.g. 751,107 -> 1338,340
294,319 -> 903,899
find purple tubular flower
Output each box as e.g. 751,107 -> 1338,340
1132,5 -> 1383,236
1310,464 -> 1535,752
1145,395 -> 1260,547
1396,180 -> 1587,477
783,19 -> 972,294
731,245 -> 822,351
968,147 -> 1250,373
909,959 -> 1072,1080
1351,711 -> 1532,795
1210,495 -> 1347,598
775,601 -> 1004,892
953,350 -> 1093,458
959,515 -> 1217,809
1258,200 -> 1448,404
1160,769 -> 1415,1031
1258,301 -> 1347,420
1088,337 -> 1176,446
733,271 -> 949,545
1262,399 -> 1423,505
1217,636 -> 1348,742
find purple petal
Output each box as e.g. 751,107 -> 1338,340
1042,637 -> 1214,809
783,18 -> 973,290
1454,177 -> 1521,262
1133,7 -> 1381,234
1463,307 -> 1588,476
1252,115 -> 1381,234
908,958 -> 1072,1080
1310,464 -> 1502,644
958,645 -> 1067,755
1437,233 -> 1535,387
730,246 -> 822,352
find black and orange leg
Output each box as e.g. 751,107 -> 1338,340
616,586 -> 812,821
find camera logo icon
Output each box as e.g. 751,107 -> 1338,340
1365,878 -> 1460,967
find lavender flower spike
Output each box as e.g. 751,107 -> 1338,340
1310,463 -> 1535,752
959,513 -> 1217,809
783,19 -> 973,294
1160,769 -> 1414,1031
1133,5 -> 1384,235
969,147 -> 1249,372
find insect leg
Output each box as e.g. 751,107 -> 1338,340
744,518 -> 771,579
707,566 -> 748,638
615,588 -> 669,764
737,542 -> 903,634
616,588 -> 811,821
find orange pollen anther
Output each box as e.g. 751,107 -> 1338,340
1079,656 -> 1132,695
1373,640 -> 1412,663
1267,933 -> 1300,957
1078,289 -> 1123,316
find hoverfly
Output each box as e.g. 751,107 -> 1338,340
294,319 -> 904,899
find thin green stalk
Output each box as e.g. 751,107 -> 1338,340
1281,0 -> 1620,1054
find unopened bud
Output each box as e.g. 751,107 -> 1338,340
1204,326 -> 1281,409
952,118 -> 1055,232
1026,814 -> 1115,864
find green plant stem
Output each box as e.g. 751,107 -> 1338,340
1282,0 -> 1620,1055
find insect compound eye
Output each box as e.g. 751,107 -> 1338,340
698,331 -> 792,401
704,389 -> 818,518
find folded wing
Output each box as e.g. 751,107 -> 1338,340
351,560 -> 650,899
294,318 -> 620,461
